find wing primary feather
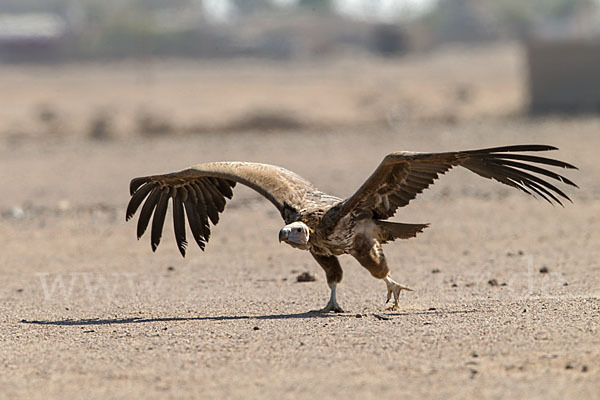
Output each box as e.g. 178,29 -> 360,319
137,188 -> 161,239
203,179 -> 227,212
486,163 -> 571,203
172,196 -> 188,257
468,144 -> 558,154
490,158 -> 578,187
151,191 -> 169,251
130,177 -> 151,195
482,153 -> 577,169
195,181 -> 220,224
184,199 -> 207,250
211,177 -> 234,199
188,182 -> 210,238
126,182 -> 155,221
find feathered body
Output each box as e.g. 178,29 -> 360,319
126,145 -> 577,312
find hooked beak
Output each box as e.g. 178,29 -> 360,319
278,227 -> 290,242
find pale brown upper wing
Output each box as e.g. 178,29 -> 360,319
337,145 -> 578,221
126,162 -> 319,256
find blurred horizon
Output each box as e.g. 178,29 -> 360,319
0,0 -> 599,63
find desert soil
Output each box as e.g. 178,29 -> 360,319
0,45 -> 598,399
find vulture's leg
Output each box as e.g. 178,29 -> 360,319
351,235 -> 412,311
310,252 -> 344,313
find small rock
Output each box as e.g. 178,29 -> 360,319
465,282 -> 475,288
253,326 -> 260,331
167,266 -> 175,271
488,279 -> 499,287
563,282 -> 569,286
518,250 -> 524,255
431,268 -> 441,274
83,329 -> 95,333
57,200 -> 70,211
16,288 -> 23,293
582,365 -> 588,372
355,313 -> 362,318
539,266 -> 549,274
522,308 -> 527,313
451,283 -> 458,288
7,206 -> 24,219
428,307 -> 437,311
471,352 -> 478,358
565,363 -> 573,370
296,272 -> 316,282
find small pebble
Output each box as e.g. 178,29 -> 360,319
355,314 -> 362,318
167,266 -> 175,271
431,268 -> 441,274
539,266 -> 549,274
565,363 -> 573,370
488,279 -> 499,286
582,365 -> 588,372
253,326 -> 260,331
428,307 -> 437,311
296,272 -> 316,282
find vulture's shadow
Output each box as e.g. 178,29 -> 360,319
20,309 -> 476,326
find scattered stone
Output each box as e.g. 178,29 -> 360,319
6,206 -> 24,219
539,266 -> 549,274
451,283 -> 458,288
428,307 -> 437,311
471,352 -> 478,358
355,314 -> 363,318
16,288 -> 23,293
253,326 -> 260,331
518,250 -> 524,255
500,282 -> 508,286
167,266 -> 175,271
431,268 -> 441,274
488,279 -> 499,286
83,329 -> 95,333
523,308 -> 527,313
57,200 -> 70,211
469,368 -> 478,378
296,272 -> 316,282
563,282 -> 569,286
582,365 -> 588,372
373,314 -> 391,321
565,363 -> 573,370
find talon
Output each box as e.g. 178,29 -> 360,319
384,275 -> 413,311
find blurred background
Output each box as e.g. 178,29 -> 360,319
1,0 -> 600,144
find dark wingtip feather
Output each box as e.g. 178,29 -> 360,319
130,176 -> 151,195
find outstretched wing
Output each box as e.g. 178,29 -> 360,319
126,162 -> 319,256
337,145 -> 578,221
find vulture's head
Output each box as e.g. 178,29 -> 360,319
278,221 -> 310,249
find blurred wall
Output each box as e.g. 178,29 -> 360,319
527,39 -> 600,114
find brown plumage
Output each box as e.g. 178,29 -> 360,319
126,145 -> 577,312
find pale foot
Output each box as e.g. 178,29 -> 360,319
310,283 -> 345,313
384,275 -> 413,311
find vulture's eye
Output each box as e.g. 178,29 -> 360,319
295,228 -> 302,233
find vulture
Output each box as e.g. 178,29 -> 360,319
126,145 -> 577,312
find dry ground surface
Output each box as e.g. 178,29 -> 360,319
1,44 -> 599,399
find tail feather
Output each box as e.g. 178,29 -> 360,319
374,220 -> 429,243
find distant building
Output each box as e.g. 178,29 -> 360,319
527,39 -> 600,114
0,13 -> 67,62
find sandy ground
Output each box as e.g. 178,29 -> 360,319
1,46 -> 599,399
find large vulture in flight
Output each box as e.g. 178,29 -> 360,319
126,145 -> 577,312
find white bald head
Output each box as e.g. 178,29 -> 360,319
278,221 -> 310,249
